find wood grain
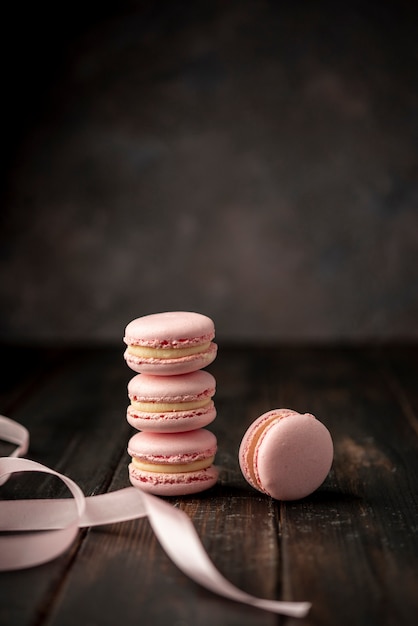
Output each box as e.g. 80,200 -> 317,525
1,344 -> 417,626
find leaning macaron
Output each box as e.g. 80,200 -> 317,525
123,311 -> 217,375
239,409 -> 333,501
127,370 -> 216,433
128,428 -> 218,496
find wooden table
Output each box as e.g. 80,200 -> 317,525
1,344 -> 417,626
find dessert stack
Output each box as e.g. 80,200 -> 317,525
122,311 -> 219,496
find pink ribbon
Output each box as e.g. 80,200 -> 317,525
0,414 -> 311,618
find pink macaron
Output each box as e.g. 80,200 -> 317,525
239,409 -> 334,501
123,311 -> 217,375
127,370 -> 217,433
128,428 -> 218,496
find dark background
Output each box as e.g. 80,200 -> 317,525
1,0 -> 417,344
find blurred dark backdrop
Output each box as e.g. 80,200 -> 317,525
1,0 -> 417,344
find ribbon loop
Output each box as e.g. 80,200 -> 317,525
0,414 -> 29,485
0,456 -> 85,571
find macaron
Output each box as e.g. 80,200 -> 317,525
127,370 -> 217,433
239,409 -> 333,501
128,428 -> 218,496
123,311 -> 217,375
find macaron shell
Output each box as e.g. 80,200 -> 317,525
128,371 -> 216,403
127,428 -> 217,464
239,410 -> 333,501
127,402 -> 217,432
128,463 -> 219,496
124,311 -> 215,348
124,342 -> 217,375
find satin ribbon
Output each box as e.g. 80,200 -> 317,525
0,414 -> 310,618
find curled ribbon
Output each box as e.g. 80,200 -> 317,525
0,414 -> 311,618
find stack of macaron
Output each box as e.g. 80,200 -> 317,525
123,311 -> 219,496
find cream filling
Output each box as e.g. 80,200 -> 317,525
130,398 -> 211,413
245,413 -> 283,489
127,342 -> 210,359
131,455 -> 215,474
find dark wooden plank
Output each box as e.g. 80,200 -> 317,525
273,346 -> 418,626
377,345 -> 418,438
1,345 -> 417,626
1,346 -> 131,497
0,346 -> 132,626
41,483 -> 280,626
